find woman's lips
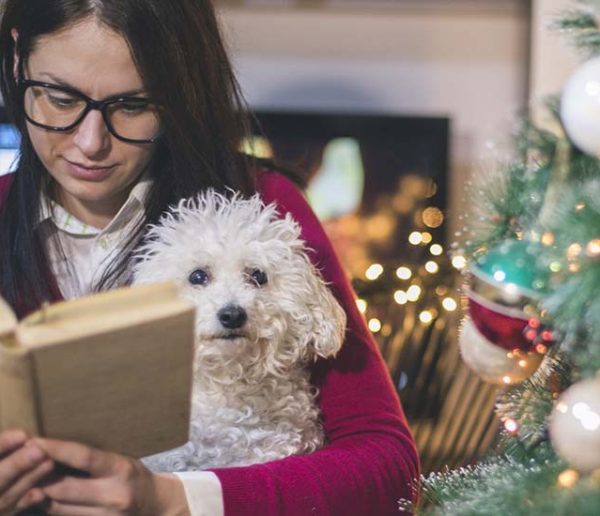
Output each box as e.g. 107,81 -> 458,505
65,159 -> 116,181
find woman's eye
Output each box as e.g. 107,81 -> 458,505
188,269 -> 210,286
248,269 -> 268,287
116,101 -> 149,115
48,95 -> 79,109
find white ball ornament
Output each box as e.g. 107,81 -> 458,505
561,57 -> 600,157
549,378 -> 600,472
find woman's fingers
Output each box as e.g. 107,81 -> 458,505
13,487 -> 46,512
31,439 -> 114,477
0,458 -> 52,513
44,500 -> 100,516
0,442 -> 47,491
42,476 -> 107,506
0,430 -> 27,459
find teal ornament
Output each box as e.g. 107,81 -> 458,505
473,239 -> 550,297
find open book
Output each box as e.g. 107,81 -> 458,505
0,283 -> 195,458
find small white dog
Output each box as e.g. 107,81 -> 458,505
133,190 -> 346,471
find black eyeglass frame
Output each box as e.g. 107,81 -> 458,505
18,79 -> 163,144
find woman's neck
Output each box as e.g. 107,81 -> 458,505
51,184 -> 130,230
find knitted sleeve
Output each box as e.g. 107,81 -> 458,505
211,171 -> 420,516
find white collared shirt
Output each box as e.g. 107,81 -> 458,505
39,178 -> 224,516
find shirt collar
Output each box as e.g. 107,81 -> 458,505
38,174 -> 152,237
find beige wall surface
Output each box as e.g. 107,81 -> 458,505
530,0 -> 581,124
217,3 -> 530,234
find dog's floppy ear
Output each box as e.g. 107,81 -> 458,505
300,263 -> 347,359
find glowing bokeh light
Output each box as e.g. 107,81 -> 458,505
408,232 -> 423,245
396,267 -> 412,280
442,298 -> 457,312
452,255 -> 467,270
365,263 -> 384,281
425,261 -> 439,274
394,290 -> 408,305
430,244 -> 444,256
356,299 -> 368,314
368,318 -> 382,333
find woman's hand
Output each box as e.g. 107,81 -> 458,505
0,430 -> 53,514
32,438 -> 190,516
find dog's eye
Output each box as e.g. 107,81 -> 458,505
248,269 -> 268,287
189,269 -> 210,286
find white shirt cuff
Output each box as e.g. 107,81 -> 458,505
173,471 -> 224,516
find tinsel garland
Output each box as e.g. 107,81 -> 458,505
401,443 -> 600,516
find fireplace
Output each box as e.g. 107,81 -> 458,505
250,110 -> 499,473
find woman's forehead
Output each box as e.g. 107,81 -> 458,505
27,17 -> 144,97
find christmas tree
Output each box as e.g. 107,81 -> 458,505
402,1 -> 600,513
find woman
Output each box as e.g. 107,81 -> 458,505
0,1 -> 419,514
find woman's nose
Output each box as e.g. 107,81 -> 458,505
72,110 -> 111,158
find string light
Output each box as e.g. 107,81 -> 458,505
365,263 -> 384,280
408,232 -> 423,245
588,239 -> 600,257
381,324 -> 392,337
394,290 -> 408,305
430,244 -> 444,256
549,261 -> 562,272
396,267 -> 412,280
442,298 -> 457,312
406,285 -> 422,302
425,261 -> 439,274
419,310 -> 434,324
421,232 -> 433,244
435,285 -> 448,296
504,419 -> 519,434
452,255 -> 467,270
368,318 -> 382,333
356,299 -> 368,314
541,232 -> 555,246
422,207 -> 444,228
558,469 -> 579,488
567,243 -> 583,260
503,376 -> 512,385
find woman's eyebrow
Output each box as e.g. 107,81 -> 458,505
36,71 -> 146,97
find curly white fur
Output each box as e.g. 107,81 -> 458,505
133,190 -> 346,471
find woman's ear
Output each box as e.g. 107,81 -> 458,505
11,28 -> 19,80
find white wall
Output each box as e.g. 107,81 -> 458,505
530,0 -> 580,126
217,3 -> 530,232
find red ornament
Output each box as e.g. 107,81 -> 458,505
467,294 -> 533,351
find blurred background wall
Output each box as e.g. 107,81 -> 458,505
216,0 -> 530,234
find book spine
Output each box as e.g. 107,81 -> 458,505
0,346 -> 40,435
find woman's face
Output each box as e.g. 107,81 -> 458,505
23,17 -> 158,227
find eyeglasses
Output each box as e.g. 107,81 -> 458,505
19,79 -> 162,144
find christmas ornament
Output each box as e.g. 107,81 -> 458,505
472,239 -> 550,297
458,318 -> 544,386
549,378 -> 600,472
561,56 -> 600,157
459,239 -> 553,384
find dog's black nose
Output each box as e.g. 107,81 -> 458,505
217,304 -> 247,329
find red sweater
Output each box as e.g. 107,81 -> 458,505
0,171 -> 419,515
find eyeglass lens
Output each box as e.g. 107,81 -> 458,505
23,84 -> 161,142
